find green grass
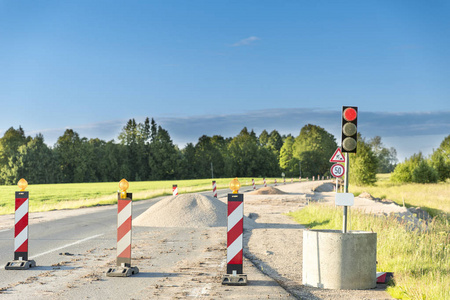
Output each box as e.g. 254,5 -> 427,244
288,182 -> 450,300
350,174 -> 450,216
0,177 -> 285,215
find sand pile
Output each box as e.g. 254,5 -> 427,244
248,187 -> 287,195
133,194 -> 227,228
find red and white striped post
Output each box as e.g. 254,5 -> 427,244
291,178 -> 293,184
313,176 -> 315,181
222,178 -> 247,285
283,177 -> 286,185
173,184 -> 178,196
299,176 -> 302,182
275,179 -> 277,186
263,178 -> 267,187
5,179 -> 36,270
212,181 -> 218,198
107,179 -> 139,277
252,179 -> 256,190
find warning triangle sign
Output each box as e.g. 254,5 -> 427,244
330,147 -> 345,163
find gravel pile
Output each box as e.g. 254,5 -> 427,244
248,187 -> 287,195
133,194 -> 227,228
312,182 -> 334,192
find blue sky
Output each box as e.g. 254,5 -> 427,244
1,1 -> 449,161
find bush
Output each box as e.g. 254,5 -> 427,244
412,161 -> 439,183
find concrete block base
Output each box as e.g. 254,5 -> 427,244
303,230 -> 377,290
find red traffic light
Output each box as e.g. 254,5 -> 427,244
343,107 -> 357,122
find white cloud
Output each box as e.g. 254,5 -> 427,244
231,36 -> 260,47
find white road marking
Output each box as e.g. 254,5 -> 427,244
29,233 -> 104,259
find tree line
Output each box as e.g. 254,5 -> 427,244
390,135 -> 450,184
0,117 -> 398,185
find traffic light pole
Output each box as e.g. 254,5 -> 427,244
343,152 -> 349,233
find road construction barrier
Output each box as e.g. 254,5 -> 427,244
212,181 -> 217,198
274,179 -> 277,186
5,179 -> 36,270
299,176 -> 302,182
312,176 -> 315,181
252,179 -> 256,190
107,180 -> 139,277
283,177 -> 286,185
291,178 -> 293,184
222,192 -> 247,285
172,184 -> 178,196
263,178 -> 267,187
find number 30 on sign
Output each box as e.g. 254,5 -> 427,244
330,164 -> 345,178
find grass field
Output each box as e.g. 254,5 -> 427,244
288,175 -> 450,300
350,174 -> 450,216
0,177 -> 284,215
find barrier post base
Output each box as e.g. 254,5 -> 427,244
5,259 -> 36,270
106,265 -> 139,277
222,273 -> 247,286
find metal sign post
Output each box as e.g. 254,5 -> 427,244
343,152 -> 350,233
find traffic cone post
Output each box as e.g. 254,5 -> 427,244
222,178 -> 247,286
212,181 -> 217,198
106,179 -> 139,277
5,179 -> 36,270
173,184 -> 178,196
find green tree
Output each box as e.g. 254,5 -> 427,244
148,126 -> 180,180
258,130 -> 269,147
430,135 -> 450,181
349,134 -> 378,186
369,136 -> 398,173
412,160 -> 439,183
54,129 -> 87,183
279,136 -> 299,177
292,124 -> 337,178
0,126 -> 30,184
16,134 -> 59,184
227,128 -> 260,177
391,152 -> 425,183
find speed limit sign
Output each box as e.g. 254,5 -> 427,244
330,164 -> 345,178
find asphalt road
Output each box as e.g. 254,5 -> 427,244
0,183 -> 263,289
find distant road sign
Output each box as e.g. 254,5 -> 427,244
330,164 -> 345,178
330,148 -> 345,163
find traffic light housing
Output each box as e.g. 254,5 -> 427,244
341,106 -> 358,153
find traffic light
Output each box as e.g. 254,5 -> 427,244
341,106 -> 358,153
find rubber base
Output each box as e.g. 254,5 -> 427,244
5,259 -> 36,270
106,266 -> 139,277
222,274 -> 248,285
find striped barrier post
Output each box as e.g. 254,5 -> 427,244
313,176 -> 315,181
263,178 -> 267,187
5,179 -> 36,270
173,184 -> 178,196
222,178 -> 247,285
275,179 -> 277,186
299,176 -> 301,182
252,179 -> 256,190
291,178 -> 293,184
212,181 -> 218,198
107,179 -> 139,277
